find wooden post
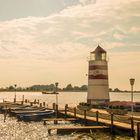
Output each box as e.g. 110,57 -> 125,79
44,120 -> 46,125
131,117 -> 134,137
111,113 -> 114,133
54,104 -> 58,124
40,103 -> 42,107
43,102 -> 45,107
65,104 -> 68,118
22,95 -> 24,102
137,122 -> 140,140
30,102 -> 33,106
56,104 -> 58,117
8,108 -> 12,117
25,99 -> 27,103
37,99 -> 39,104
34,99 -> 36,104
53,103 -> 56,110
84,110 -> 87,125
96,111 -> 99,124
74,107 -> 76,118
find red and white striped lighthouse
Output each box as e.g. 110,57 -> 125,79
87,45 -> 110,105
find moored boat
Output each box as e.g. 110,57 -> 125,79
17,110 -> 55,121
42,91 -> 59,94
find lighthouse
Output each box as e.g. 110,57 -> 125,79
87,45 -> 110,105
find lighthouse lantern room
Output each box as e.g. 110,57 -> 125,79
87,45 -> 110,105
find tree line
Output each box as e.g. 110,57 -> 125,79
0,84 -> 87,92
0,85 -> 139,92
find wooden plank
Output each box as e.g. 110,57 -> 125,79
43,118 -> 77,121
48,125 -> 109,130
48,125 -> 109,134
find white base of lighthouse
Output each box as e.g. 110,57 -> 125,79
87,60 -> 110,105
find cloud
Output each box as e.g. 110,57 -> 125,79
79,0 -> 96,5
0,0 -> 140,88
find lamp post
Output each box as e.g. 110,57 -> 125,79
55,82 -> 59,119
129,78 -> 135,117
55,82 -> 59,105
14,84 -> 17,103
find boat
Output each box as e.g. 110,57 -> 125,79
42,91 -> 59,94
10,108 -> 47,116
17,110 -> 55,121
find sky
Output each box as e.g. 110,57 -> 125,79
0,0 -> 140,90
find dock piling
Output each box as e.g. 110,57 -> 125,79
137,123 -> 140,140
131,117 -> 134,137
65,104 -> 68,118
96,111 -> 99,124
74,107 -> 77,118
40,103 -> 42,107
111,113 -> 114,133
53,103 -> 56,110
84,110 -> 87,125
43,102 -> 45,107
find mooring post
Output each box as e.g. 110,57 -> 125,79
111,113 -> 114,133
44,120 -> 46,125
40,103 -> 42,107
74,107 -> 76,118
43,102 -> 45,107
34,99 -> 36,104
131,117 -> 134,137
65,104 -> 68,118
54,104 -> 58,124
4,106 -> 7,122
53,103 -> 56,110
84,110 -> 87,125
96,111 -> 99,124
30,102 -> 33,106
25,99 -> 27,103
22,95 -> 24,103
56,104 -> 58,117
37,99 -> 39,104
137,122 -> 140,140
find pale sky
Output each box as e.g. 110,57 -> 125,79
0,0 -> 140,90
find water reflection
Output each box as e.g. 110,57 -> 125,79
0,114 -> 134,140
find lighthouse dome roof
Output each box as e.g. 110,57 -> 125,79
91,45 -> 106,53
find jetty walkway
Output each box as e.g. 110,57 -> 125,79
1,99 -> 140,139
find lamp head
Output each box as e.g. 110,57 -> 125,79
55,82 -> 59,87
130,78 -> 135,86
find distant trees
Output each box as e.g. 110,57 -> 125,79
63,84 -> 87,91
0,84 -> 139,93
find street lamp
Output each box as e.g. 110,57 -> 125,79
55,82 -> 59,105
129,78 -> 135,117
55,82 -> 59,119
14,84 -> 17,103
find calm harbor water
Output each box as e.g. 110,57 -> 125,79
0,91 -> 139,140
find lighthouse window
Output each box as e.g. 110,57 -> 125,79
90,53 -> 95,60
95,53 -> 102,60
102,53 -> 106,60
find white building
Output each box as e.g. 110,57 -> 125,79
87,45 -> 110,105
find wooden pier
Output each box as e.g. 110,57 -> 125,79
2,100 -> 140,139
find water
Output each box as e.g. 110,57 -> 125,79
0,91 -> 139,140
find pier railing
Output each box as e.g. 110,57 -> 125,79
67,106 -> 140,137
67,107 -> 131,124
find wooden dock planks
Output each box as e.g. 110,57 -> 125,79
47,125 -> 109,134
60,111 -> 137,130
43,117 -> 78,125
